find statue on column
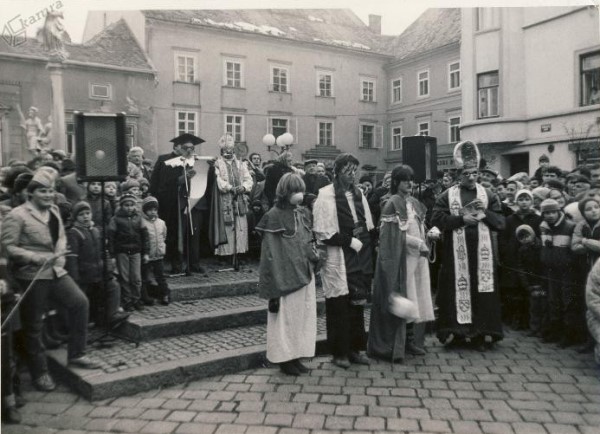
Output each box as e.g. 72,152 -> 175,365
37,10 -> 70,61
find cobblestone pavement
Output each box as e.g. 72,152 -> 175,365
166,259 -> 259,288
4,329 -> 599,434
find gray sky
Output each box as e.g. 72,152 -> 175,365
0,0 -> 595,43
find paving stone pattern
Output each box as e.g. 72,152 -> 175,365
4,329 -> 600,434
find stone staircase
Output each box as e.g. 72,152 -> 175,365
301,145 -> 342,163
46,262 -> 337,401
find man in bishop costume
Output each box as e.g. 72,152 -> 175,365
431,141 -> 505,350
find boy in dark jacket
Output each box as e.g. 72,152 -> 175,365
539,198 -> 579,346
107,194 -> 150,311
85,181 -> 111,229
66,201 -> 129,326
499,189 -> 543,329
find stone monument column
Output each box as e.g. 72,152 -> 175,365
47,61 -> 66,152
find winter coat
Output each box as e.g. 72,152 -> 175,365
107,208 -> 149,256
572,219 -> 600,271
540,214 -> 576,273
66,223 -> 104,284
585,258 -> 600,346
0,202 -> 67,280
141,214 -> 167,260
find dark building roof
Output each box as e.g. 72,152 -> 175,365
142,9 -> 386,54
382,8 -> 461,61
0,19 -> 154,72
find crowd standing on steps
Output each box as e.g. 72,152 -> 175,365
1,135 -> 600,423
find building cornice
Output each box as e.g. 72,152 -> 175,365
385,40 -> 460,70
522,6 -> 591,30
0,53 -> 156,76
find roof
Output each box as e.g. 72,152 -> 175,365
0,19 -> 154,72
141,9 -> 386,54
382,8 -> 461,61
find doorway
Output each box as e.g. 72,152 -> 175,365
506,152 -> 530,175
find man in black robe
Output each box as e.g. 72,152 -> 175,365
431,141 -> 505,351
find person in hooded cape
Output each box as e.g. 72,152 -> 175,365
367,165 -> 436,362
431,141 -> 505,350
256,173 -> 319,376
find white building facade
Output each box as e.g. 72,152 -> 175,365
460,6 -> 600,176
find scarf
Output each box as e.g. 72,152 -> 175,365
449,184 -> 494,325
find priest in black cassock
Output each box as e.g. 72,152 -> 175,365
431,141 -> 505,351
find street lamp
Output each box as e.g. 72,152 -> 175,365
263,133 -> 293,154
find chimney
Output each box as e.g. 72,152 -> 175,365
369,14 -> 381,34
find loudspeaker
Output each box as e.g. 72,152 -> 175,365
402,136 -> 438,183
75,112 -> 128,181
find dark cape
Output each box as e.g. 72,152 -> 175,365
431,185 -> 505,343
367,194 -> 408,361
255,206 -> 317,300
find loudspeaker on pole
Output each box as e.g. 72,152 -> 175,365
401,136 -> 438,183
75,112 -> 128,182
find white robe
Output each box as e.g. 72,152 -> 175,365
266,274 -> 317,363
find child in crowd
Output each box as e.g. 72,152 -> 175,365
103,182 -> 119,217
141,196 -> 170,305
66,201 -> 129,326
139,178 -> 150,199
107,194 -> 150,311
499,190 -> 543,329
572,197 -> 600,272
515,225 -> 545,337
85,181 -> 111,229
119,179 -> 142,212
539,198 -> 579,347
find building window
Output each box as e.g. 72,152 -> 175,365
360,78 -> 376,102
224,59 -> 243,88
449,117 -> 461,143
391,125 -> 402,151
478,71 -> 499,118
359,123 -> 382,148
391,78 -> 402,103
418,70 -> 429,97
418,121 -> 430,136
125,124 -> 136,148
476,8 -> 500,31
225,114 -> 244,142
271,118 -> 288,138
271,66 -> 289,92
318,121 -> 333,146
581,51 -> 600,106
317,71 -> 333,97
448,61 -> 460,90
175,53 -> 196,83
66,122 -> 75,155
89,83 -> 111,100
176,111 -> 196,135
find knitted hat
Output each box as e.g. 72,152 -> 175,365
119,193 -> 137,205
72,201 -> 92,218
540,198 -> 560,213
13,173 -> 34,193
515,189 -> 533,201
570,174 -> 591,185
531,186 -> 551,200
515,224 -> 535,241
120,178 -> 140,192
539,154 -> 549,162
138,177 -> 150,188
142,196 -> 159,212
578,197 -> 600,216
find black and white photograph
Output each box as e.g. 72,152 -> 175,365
0,0 -> 599,432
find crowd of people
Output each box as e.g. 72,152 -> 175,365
1,135 -> 599,423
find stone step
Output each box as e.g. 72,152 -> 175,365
166,267 -> 259,302
47,314 -> 342,401
115,291 -> 326,341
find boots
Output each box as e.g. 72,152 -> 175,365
141,285 -> 155,306
279,360 -> 300,376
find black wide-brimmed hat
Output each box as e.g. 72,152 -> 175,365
170,133 -> 205,146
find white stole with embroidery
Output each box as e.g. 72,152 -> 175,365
448,184 -> 494,325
